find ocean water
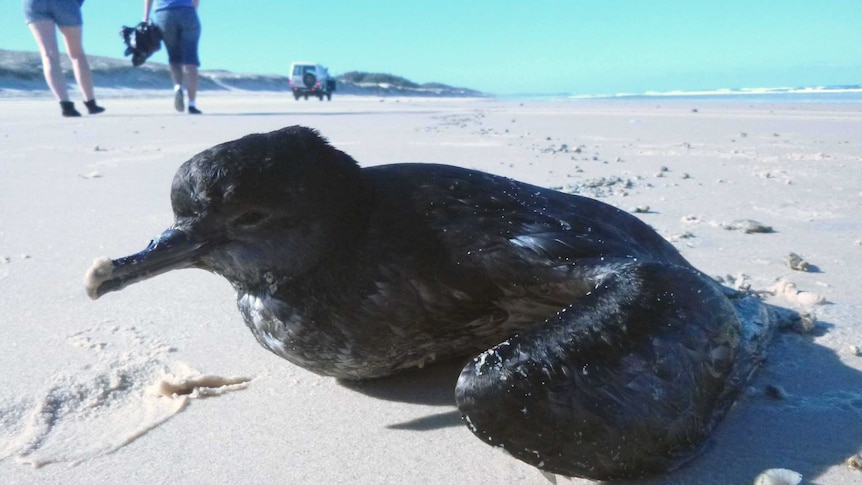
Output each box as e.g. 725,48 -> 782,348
514,85 -> 862,104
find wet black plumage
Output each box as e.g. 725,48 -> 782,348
86,126 -> 782,480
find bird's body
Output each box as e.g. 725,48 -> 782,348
86,126 -> 784,480
234,162 -> 691,379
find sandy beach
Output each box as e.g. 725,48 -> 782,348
1,94 -> 861,484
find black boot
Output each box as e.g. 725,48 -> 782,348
60,101 -> 81,117
84,99 -> 105,115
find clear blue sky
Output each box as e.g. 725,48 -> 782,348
2,0 -> 860,95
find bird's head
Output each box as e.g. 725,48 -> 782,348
86,126 -> 362,299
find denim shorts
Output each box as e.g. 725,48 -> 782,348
153,7 -> 201,66
22,0 -> 83,27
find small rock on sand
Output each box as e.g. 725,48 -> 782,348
786,252 -> 811,271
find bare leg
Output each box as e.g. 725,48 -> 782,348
58,25 -> 96,102
28,21 -> 69,102
183,64 -> 198,103
168,63 -> 184,87
168,63 -> 185,111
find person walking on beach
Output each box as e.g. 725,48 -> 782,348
22,0 -> 105,117
143,0 -> 203,114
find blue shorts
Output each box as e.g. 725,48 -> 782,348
153,7 -> 201,66
22,0 -> 82,27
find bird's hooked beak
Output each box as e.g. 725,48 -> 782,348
85,228 -> 209,300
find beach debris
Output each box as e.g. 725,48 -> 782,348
93,145 -> 108,152
155,374 -> 253,398
554,176 -> 634,198
716,273 -> 752,292
667,231 -> 696,242
681,215 -> 701,224
79,171 -> 103,179
795,312 -> 818,333
774,308 -> 818,333
630,205 -> 650,213
768,280 -> 826,306
534,143 -> 580,155
753,468 -> 802,485
681,172 -> 691,179
0,254 -> 31,264
846,453 -> 862,470
721,219 -> 774,234
786,252 -> 812,272
849,345 -> 861,357
658,166 -> 670,175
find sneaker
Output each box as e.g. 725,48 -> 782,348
174,89 -> 185,112
188,106 -> 202,115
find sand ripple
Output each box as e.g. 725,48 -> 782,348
0,325 -> 252,468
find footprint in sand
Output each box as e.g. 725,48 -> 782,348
0,254 -> 31,281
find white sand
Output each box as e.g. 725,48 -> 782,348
0,94 -> 860,484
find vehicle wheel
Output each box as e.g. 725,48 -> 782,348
318,95 -> 324,101
326,93 -> 332,101
304,94 -> 308,100
303,73 -> 317,88
293,93 -> 300,101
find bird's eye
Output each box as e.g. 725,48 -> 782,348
233,211 -> 267,227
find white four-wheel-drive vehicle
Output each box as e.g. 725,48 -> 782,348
289,62 -> 336,101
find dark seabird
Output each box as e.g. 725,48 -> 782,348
85,125 -> 787,480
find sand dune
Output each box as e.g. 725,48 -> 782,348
0,49 -> 484,98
